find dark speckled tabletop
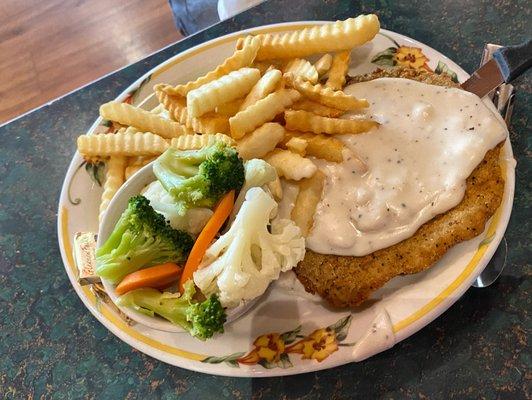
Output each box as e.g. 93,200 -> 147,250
1,0 -> 530,398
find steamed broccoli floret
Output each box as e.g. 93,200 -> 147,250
186,293 -> 227,339
153,141 -> 245,213
96,195 -> 194,284
117,280 -> 226,340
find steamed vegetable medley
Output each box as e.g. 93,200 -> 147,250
95,141 -> 306,339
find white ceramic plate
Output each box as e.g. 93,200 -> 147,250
57,22 -> 515,377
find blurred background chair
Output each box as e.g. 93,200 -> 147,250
167,0 -> 265,35
168,0 -> 219,36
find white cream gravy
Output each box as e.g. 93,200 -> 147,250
306,78 -> 507,256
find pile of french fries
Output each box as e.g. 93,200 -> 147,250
76,14 -> 380,234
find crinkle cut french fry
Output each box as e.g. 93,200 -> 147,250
291,170 -> 325,237
286,75 -> 368,110
229,88 -> 300,139
314,54 -> 333,77
162,36 -> 261,96
305,135 -> 345,163
279,129 -> 304,147
283,59 -> 318,84
124,155 -> 156,180
215,98 -> 245,116
187,67 -> 261,118
155,87 -> 229,134
285,110 -> 378,135
239,69 -> 282,111
100,101 -> 192,138
326,50 -> 351,90
264,149 -> 317,181
175,107 -> 230,135
99,156 -> 126,222
154,84 -> 186,113
254,15 -> 380,60
290,99 -> 344,118
285,137 -> 308,155
170,133 -> 234,150
185,111 -> 230,135
155,85 -> 187,121
280,131 -> 345,162
124,164 -> 143,181
77,132 -> 169,157
235,122 -> 285,160
127,155 -> 157,167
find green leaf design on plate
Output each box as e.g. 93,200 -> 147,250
371,47 -> 397,66
279,353 -> 293,369
328,315 -> 352,342
201,352 -> 245,368
258,358 -> 278,369
280,325 -> 302,344
257,354 -> 294,369
101,119 -> 112,128
434,61 -> 459,83
85,160 -> 106,187
67,161 -> 86,205
378,32 -> 401,48
225,359 -> 240,368
478,233 -> 496,249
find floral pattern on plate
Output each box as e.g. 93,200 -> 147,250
201,315 -> 353,369
372,33 -> 459,83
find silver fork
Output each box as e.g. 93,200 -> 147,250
472,44 -> 515,288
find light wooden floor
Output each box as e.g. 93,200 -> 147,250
0,0 -> 182,124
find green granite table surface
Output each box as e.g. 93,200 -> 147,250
0,0 -> 530,398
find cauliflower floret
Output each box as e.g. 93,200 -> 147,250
142,181 -> 213,235
229,158 -> 277,222
193,187 -> 306,307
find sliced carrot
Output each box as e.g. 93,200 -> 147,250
179,190 -> 235,292
115,262 -> 181,295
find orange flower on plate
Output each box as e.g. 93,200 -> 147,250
394,46 -> 429,69
286,328 -> 339,362
238,333 -> 286,364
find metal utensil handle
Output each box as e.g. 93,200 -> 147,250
493,39 -> 532,82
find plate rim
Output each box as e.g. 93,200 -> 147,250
56,21 -> 515,377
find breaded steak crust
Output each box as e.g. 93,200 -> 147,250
294,68 -> 505,308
